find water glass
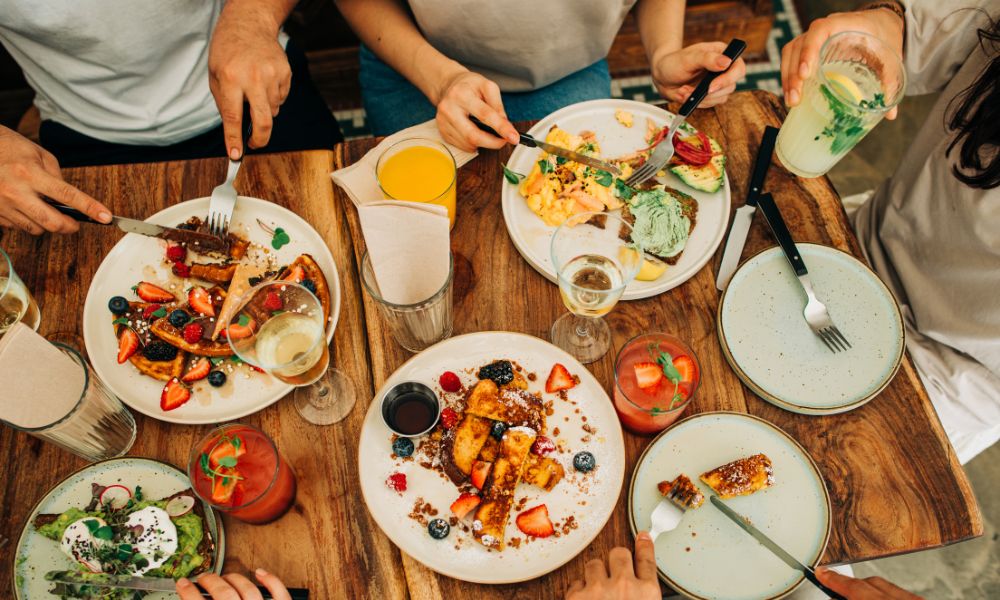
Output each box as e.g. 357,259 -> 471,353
0,247 -> 41,337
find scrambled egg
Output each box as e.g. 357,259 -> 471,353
615,109 -> 634,128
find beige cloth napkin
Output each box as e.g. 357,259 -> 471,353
331,120 -> 469,305
0,323 -> 86,429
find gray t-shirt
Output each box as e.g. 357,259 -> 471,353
853,0 -> 1000,463
409,0 -> 637,91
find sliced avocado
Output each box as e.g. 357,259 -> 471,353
670,137 -> 726,194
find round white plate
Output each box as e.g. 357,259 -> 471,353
628,412 -> 831,600
501,99 -> 732,300
82,196 -> 340,425
358,331 -> 626,584
719,244 -> 904,414
13,457 -> 225,599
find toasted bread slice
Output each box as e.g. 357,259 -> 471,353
478,437 -> 563,491
150,311 -> 233,357
113,306 -> 187,381
440,413 -> 492,484
700,454 -> 774,499
658,474 -> 705,509
190,262 -> 238,285
620,186 -> 698,266
277,254 -> 332,324
464,380 -> 545,432
473,427 -> 536,550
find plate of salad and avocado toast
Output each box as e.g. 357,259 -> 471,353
12,457 -> 224,599
501,99 -> 731,300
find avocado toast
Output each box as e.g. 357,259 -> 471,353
620,185 -> 699,266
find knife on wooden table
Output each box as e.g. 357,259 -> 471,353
46,570 -> 310,599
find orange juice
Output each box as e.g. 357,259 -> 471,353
377,142 -> 457,227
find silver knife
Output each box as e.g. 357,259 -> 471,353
469,115 -> 622,176
715,125 -> 779,291
709,496 -> 846,600
46,570 -> 308,599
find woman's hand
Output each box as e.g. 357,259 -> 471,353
780,7 -> 904,119
816,567 -> 923,599
651,42 -> 747,107
565,531 -> 661,600
432,70 -> 519,152
176,569 -> 291,600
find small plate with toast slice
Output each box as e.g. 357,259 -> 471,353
358,332 -> 626,584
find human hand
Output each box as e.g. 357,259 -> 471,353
432,70 -> 519,153
816,567 -> 923,599
176,569 -> 292,600
780,7 -> 904,119
0,125 -> 111,234
208,6 -> 292,159
565,531 -> 660,600
652,42 -> 747,108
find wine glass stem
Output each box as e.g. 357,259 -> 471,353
575,315 -> 594,339
310,383 -> 334,409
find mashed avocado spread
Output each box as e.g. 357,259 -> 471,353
628,189 -> 691,258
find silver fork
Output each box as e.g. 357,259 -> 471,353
207,157 -> 241,238
626,38 -> 746,188
649,478 -> 703,541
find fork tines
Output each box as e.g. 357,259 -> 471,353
819,326 -> 852,353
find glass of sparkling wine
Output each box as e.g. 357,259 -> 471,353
0,247 -> 41,337
549,212 -> 643,364
776,31 -> 906,178
227,281 -> 357,425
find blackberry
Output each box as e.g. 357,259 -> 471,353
108,296 -> 129,315
573,451 -> 596,473
477,360 -> 514,386
168,309 -> 190,328
392,437 -> 415,458
143,341 -> 178,362
207,371 -> 227,387
248,276 -> 262,287
427,518 -> 450,540
301,279 -> 317,295
490,421 -> 508,441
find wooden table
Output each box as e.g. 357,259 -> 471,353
0,91 -> 982,599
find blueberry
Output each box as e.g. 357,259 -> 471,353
490,421 -> 508,441
427,518 -> 450,540
142,341 -> 178,362
573,451 -> 596,473
108,296 -> 129,315
391,437 -> 415,457
248,276 -> 263,287
477,360 -> 514,386
301,279 -> 317,295
207,371 -> 227,387
168,309 -> 190,328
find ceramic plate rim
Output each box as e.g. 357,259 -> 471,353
11,456 -> 226,599
626,411 -> 832,600
717,244 -> 905,415
357,330 -> 626,584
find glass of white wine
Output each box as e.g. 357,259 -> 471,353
550,212 -> 643,364
1,247 -> 41,338
227,281 -> 356,425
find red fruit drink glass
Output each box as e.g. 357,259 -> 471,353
613,333 -> 700,435
188,423 -> 297,524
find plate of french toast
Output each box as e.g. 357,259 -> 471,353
357,332 -> 626,584
628,412 -> 831,599
82,196 -> 340,424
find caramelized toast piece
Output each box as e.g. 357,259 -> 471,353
464,380 -> 545,431
658,474 -> 704,509
277,254 -> 332,324
473,427 -> 536,550
190,262 -> 238,285
479,437 -> 563,491
112,304 -> 187,381
700,454 -> 774,499
440,413 -> 492,484
150,311 -> 233,357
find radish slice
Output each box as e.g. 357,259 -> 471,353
165,495 -> 195,517
99,485 -> 132,509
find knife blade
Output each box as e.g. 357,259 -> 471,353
709,496 -> 846,600
715,125 -> 779,291
469,115 -> 622,176
46,570 -> 309,599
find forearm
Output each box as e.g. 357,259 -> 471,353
215,0 -> 298,36
335,0 -> 465,104
636,0 -> 686,65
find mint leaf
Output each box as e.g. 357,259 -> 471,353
112,317 -> 128,325
151,307 -> 168,318
218,456 -> 238,468
232,436 -> 242,450
502,165 -> 525,185
238,314 -> 250,327
655,351 -> 682,384
270,227 -> 291,250
210,357 -> 225,366
538,159 -> 553,174
594,170 -> 613,187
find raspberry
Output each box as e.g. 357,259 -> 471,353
439,371 -> 461,393
172,261 -> 191,278
182,323 -> 203,344
263,291 -> 283,311
439,407 -> 460,429
166,244 -> 186,262
531,436 -> 556,456
142,304 -> 162,320
386,472 -> 407,493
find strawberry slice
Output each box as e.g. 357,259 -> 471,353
633,361 -> 663,393
209,435 -> 248,467
160,378 -> 191,411
188,286 -> 215,317
449,493 -> 482,519
181,358 -> 211,382
134,282 -> 174,303
545,363 -> 577,393
226,317 -> 256,340
470,460 -> 492,490
283,265 -> 305,283
672,355 -> 698,383
117,328 -> 139,364
211,470 -> 238,504
515,504 -> 554,538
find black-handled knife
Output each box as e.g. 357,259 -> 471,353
677,38 -> 747,117
756,192 -> 809,277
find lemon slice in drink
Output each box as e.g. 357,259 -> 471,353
824,70 -> 864,104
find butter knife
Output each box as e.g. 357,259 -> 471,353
469,115 -> 622,176
46,570 -> 309,599
709,496 -> 846,599
715,125 -> 778,291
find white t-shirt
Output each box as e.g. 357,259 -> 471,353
0,0 -> 225,145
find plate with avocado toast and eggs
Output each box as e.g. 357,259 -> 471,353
501,99 -> 731,300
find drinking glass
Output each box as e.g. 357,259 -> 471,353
226,281 -> 357,425
188,422 -> 296,524
613,332 -> 701,435
776,31 -> 906,178
0,247 -> 41,337
360,251 -> 454,352
550,212 -> 643,364
376,138 -> 458,228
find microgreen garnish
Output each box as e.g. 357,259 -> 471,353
647,342 -> 686,409
538,158 -> 553,174
555,156 -> 567,165
199,434 -> 246,486
614,179 -> 636,200
270,227 -> 291,250
112,317 -> 128,325
237,314 -> 250,327
578,142 -> 597,154
151,307 -> 168,319
502,164 -> 525,184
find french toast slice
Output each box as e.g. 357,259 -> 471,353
190,262 -> 238,285
473,427 -> 536,550
277,254 -> 332,324
464,379 -> 545,431
150,312 -> 233,357
478,437 -> 564,491
700,454 -> 774,499
440,413 -> 492,485
113,303 -> 187,381
658,474 -> 705,509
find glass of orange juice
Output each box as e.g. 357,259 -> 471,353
376,138 -> 458,228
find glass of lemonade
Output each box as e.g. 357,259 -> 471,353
776,31 -> 906,178
0,247 -> 41,337
549,212 -> 643,364
376,138 -> 458,228
614,333 -> 700,435
227,281 -> 357,426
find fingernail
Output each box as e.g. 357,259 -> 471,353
229,148 -> 240,160
789,90 -> 799,105
799,62 -> 810,78
255,568 -> 269,577
176,578 -> 193,589
637,531 -> 652,541
98,211 -> 112,223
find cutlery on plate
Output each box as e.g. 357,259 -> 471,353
46,571 -> 309,599
648,483 -> 702,541
626,38 -> 747,187
469,115 -> 622,176
207,157 -> 241,238
709,496 -> 846,600
755,193 -> 852,353
715,125 -> 778,291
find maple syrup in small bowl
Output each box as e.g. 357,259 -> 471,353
381,382 -> 440,437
